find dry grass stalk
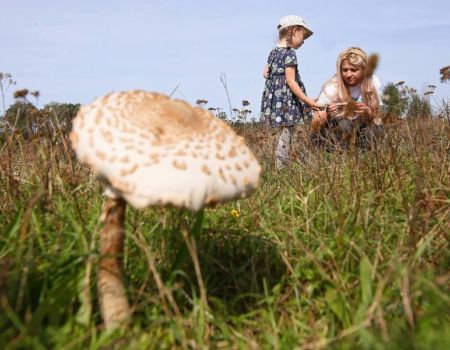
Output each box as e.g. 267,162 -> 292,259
365,54 -> 379,79
440,65 -> 450,82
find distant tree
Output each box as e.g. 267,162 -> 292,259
2,101 -> 38,139
382,82 -> 432,118
43,102 -> 80,135
408,93 -> 432,118
1,101 -> 80,140
382,83 -> 408,116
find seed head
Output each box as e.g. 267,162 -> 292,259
440,66 -> 450,82
364,54 -> 379,79
14,89 -> 29,99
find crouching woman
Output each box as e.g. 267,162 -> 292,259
311,47 -> 383,149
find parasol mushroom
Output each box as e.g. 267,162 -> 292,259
69,90 -> 261,329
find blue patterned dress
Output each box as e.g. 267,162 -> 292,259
260,47 -> 309,128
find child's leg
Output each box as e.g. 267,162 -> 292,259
275,126 -> 293,169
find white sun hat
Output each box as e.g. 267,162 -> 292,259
277,15 -> 313,39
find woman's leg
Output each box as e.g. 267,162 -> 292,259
335,119 -> 354,148
358,123 -> 384,149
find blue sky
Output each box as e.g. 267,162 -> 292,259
1,0 -> 449,118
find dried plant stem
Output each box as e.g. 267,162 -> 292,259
181,228 -> 210,345
132,230 -> 181,318
181,229 -> 209,309
220,73 -> 233,120
400,270 -> 415,329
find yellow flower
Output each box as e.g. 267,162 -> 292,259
230,208 -> 240,218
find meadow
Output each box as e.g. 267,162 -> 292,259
0,101 -> 449,349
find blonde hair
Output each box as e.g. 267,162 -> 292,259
322,47 -> 380,111
278,25 -> 303,48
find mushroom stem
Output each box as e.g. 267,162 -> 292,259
97,197 -> 131,329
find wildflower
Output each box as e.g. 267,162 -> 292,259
440,66 -> 449,82
195,99 -> 208,108
230,208 -> 240,218
14,89 -> 29,99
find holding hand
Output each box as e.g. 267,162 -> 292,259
304,97 -> 320,111
326,103 -> 341,117
353,102 -> 371,116
325,102 -> 370,118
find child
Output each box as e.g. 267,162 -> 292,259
260,14 -> 318,169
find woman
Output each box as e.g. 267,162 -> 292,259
311,47 -> 383,149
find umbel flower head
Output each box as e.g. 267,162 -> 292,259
439,66 -> 449,83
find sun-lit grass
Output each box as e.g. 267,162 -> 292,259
0,114 -> 449,349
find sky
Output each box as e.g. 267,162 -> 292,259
1,0 -> 449,119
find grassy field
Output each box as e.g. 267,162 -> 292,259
0,115 -> 449,349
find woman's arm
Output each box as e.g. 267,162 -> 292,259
285,66 -> 318,108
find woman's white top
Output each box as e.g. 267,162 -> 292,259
316,75 -> 383,106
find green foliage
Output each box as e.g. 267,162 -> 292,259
43,102 -> 80,135
408,94 -> 432,118
0,102 -> 80,143
382,83 -> 408,116
0,116 -> 449,349
2,102 -> 39,139
382,82 -> 432,119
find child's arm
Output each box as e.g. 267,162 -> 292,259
285,66 -> 318,108
263,64 -> 269,79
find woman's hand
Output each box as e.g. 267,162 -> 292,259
326,103 -> 340,117
354,102 -> 371,116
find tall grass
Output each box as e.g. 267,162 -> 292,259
0,114 -> 449,349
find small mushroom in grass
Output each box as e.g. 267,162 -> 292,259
69,90 -> 261,329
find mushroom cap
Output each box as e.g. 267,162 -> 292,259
70,90 -> 261,210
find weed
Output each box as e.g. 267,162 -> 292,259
0,98 -> 449,349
